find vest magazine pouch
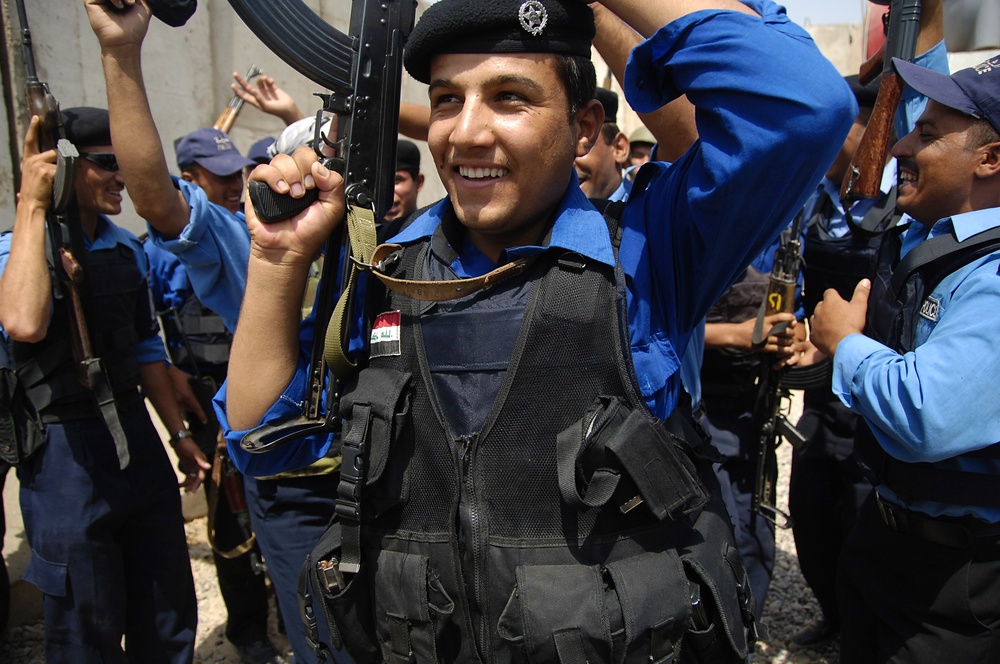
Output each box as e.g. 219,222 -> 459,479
340,367 -> 412,514
497,563 -> 613,663
371,549 -> 455,663
557,396 -> 707,520
678,498 -> 757,662
604,551 -> 691,664
304,522 -> 381,663
0,367 -> 46,467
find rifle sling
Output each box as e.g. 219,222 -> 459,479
85,358 -> 131,469
323,205 -> 537,380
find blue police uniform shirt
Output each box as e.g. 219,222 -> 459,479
146,177 -> 250,333
217,0 -> 857,477
145,240 -> 191,314
0,217 -> 167,364
832,208 -> 1000,522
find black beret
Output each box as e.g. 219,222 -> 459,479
60,107 -> 111,148
596,87 -> 618,124
147,0 -> 197,27
404,0 -> 595,84
845,74 -> 880,110
396,139 -> 421,177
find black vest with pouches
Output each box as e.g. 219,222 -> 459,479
12,242 -> 144,420
329,216 -> 757,663
855,222 -> 1000,509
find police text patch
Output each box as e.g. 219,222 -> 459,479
919,296 -> 940,322
370,311 -> 402,358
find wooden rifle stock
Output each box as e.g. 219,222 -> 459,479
213,64 -> 262,134
840,0 -> 922,208
840,73 -> 904,207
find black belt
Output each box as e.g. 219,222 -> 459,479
876,496 -> 1000,549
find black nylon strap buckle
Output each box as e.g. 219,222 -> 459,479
335,403 -> 371,574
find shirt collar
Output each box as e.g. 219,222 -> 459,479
932,207 -> 1000,242
388,173 -> 616,271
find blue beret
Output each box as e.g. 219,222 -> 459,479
404,0 -> 595,84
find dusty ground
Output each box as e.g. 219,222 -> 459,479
1,393 -> 838,663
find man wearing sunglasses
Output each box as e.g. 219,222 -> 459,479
0,107 -> 203,662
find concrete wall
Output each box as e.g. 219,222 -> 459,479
0,0 -> 441,236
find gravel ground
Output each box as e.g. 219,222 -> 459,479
0,394 -> 838,663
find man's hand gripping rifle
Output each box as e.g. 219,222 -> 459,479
750,216 -> 808,528
227,0 -> 416,453
15,0 -> 131,468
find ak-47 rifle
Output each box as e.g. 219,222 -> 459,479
213,64 -> 262,134
227,0 -> 416,454
750,215 -> 808,529
14,0 -> 132,469
840,0 -> 922,208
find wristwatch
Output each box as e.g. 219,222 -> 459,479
170,428 -> 194,447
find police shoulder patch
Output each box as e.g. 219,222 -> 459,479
919,295 -> 940,322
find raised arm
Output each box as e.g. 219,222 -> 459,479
225,148 -> 346,430
0,117 -> 56,342
84,0 -> 191,240
591,4 -> 697,162
230,72 -> 306,126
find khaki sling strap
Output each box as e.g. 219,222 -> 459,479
323,205 -> 535,379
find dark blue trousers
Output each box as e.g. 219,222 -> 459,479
702,392 -> 776,618
245,472 -> 352,663
18,402 -> 197,664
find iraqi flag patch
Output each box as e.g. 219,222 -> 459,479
370,311 -> 402,358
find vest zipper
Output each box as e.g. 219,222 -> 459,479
457,432 -> 487,653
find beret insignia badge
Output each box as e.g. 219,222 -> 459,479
518,0 -> 548,37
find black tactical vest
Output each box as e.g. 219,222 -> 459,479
317,217 -> 760,663
159,289 -> 231,376
802,186 -> 901,318
855,222 -> 1000,509
12,242 -> 147,420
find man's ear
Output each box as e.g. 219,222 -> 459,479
975,141 -> 1000,180
611,132 -> 630,169
416,173 -> 425,192
574,98 -> 604,159
180,169 -> 196,184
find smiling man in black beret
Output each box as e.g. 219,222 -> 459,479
0,106 -> 204,662
216,0 -> 855,660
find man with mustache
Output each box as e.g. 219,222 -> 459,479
810,45 -> 1000,664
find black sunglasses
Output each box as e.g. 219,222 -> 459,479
79,152 -> 119,172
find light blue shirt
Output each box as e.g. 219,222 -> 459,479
147,178 -> 250,333
219,0 -> 857,476
832,209 -> 1000,520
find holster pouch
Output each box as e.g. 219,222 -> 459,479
301,368 -> 413,663
553,396 -> 759,663
556,395 -> 708,520
0,367 -> 46,467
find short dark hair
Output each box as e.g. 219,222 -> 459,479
968,117 -> 1000,149
553,54 -> 597,120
